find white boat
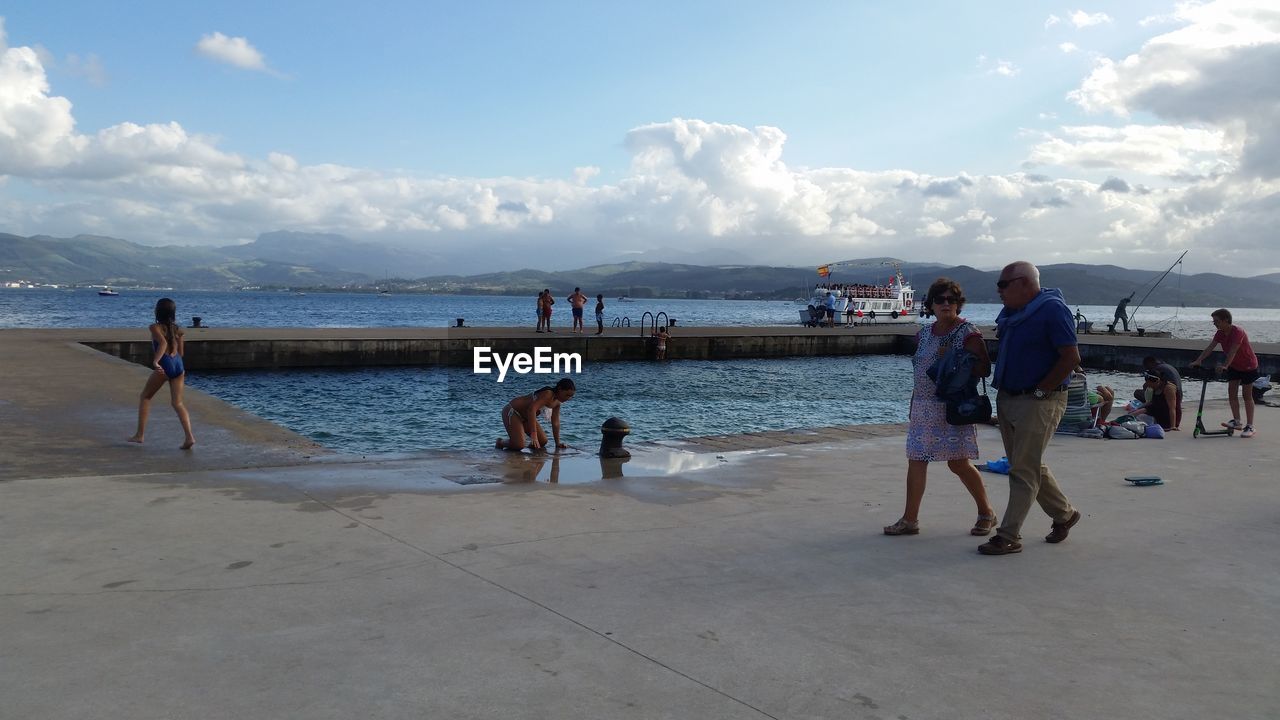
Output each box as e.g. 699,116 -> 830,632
98,286 -> 120,296
800,265 -> 917,324
617,296 -> 636,302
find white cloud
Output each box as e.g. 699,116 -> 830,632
1068,0 -> 1280,178
1070,10 -> 1113,28
1045,14 -> 1062,29
64,53 -> 107,86
1027,124 -> 1238,176
1059,42 -> 1080,53
195,31 -> 274,74
1139,12 -> 1179,27
976,55 -> 1020,77
2,24 -> 1280,276
917,219 -> 955,237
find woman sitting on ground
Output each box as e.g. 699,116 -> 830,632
885,278 -> 997,537
496,378 -> 576,452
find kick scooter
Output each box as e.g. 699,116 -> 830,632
1191,367 -> 1234,438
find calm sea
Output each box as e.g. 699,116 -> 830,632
1,287 -> 1274,341
2,288 -> 1264,455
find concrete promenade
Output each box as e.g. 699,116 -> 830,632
2,328 -> 1278,719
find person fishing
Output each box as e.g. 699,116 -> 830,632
1109,293 -> 1133,332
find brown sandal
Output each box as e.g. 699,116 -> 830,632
884,518 -> 920,536
971,513 -> 998,536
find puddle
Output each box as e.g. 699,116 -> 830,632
480,447 -> 731,485
175,445 -> 770,497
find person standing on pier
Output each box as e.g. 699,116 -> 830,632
884,278 -> 997,538
568,287 -> 588,334
1109,293 -> 1133,332
595,294 -> 605,335
127,298 -> 196,450
1190,309 -> 1258,438
541,289 -> 555,332
536,290 -> 547,333
981,261 -> 1082,556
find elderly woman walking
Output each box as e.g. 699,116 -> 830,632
885,278 -> 997,536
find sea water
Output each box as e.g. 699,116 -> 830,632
187,359 -> 1206,455
2,288 -> 1258,455
2,287 -> 1277,341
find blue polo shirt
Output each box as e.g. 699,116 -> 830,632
993,288 -> 1077,392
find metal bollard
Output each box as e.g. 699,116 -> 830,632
455,318 -> 465,328
599,417 -> 631,458
190,316 -> 203,328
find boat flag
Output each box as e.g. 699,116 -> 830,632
817,265 -> 831,277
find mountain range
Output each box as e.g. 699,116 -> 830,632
3,231 -> 1278,308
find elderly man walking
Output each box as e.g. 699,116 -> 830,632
980,261 -> 1082,555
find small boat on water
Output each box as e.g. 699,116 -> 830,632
617,296 -> 636,302
799,263 -> 916,324
98,286 -> 120,296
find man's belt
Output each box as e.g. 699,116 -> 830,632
1001,387 -> 1065,396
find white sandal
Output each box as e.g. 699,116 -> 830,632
884,518 -> 920,536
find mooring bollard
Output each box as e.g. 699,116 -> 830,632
190,316 -> 203,328
599,417 -> 631,458
455,318 -> 465,328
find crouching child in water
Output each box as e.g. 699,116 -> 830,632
496,378 -> 576,452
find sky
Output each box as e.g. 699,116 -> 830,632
2,1 -> 1279,276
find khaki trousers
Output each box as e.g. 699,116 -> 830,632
995,391 -> 1075,542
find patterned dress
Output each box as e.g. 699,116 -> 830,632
905,320 -> 982,462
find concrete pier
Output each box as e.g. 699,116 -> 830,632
2,326 -> 1279,718
28,325 -> 1280,374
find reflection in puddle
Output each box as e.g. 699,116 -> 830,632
488,447 -> 733,485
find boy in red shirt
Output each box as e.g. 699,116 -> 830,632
1190,308 -> 1259,438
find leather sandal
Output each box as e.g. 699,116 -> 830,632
971,513 -> 998,536
883,518 -> 920,536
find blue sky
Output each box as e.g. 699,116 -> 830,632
2,2 -> 1278,275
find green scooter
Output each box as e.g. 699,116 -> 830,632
1190,367 -> 1233,438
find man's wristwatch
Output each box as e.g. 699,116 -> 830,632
1032,388 -> 1048,399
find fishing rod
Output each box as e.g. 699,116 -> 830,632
1128,250 -> 1189,327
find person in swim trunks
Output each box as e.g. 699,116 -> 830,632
568,287 -> 588,333
496,378 -> 576,452
128,297 -> 196,449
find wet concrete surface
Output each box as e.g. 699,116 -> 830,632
3,327 -> 1280,718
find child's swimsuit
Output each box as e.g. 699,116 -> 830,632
152,340 -> 185,379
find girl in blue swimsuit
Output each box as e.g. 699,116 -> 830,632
128,298 -> 196,449
496,378 -> 576,452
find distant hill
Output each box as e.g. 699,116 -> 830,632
221,231 -> 446,278
4,231 -> 1278,307
0,233 -> 367,289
